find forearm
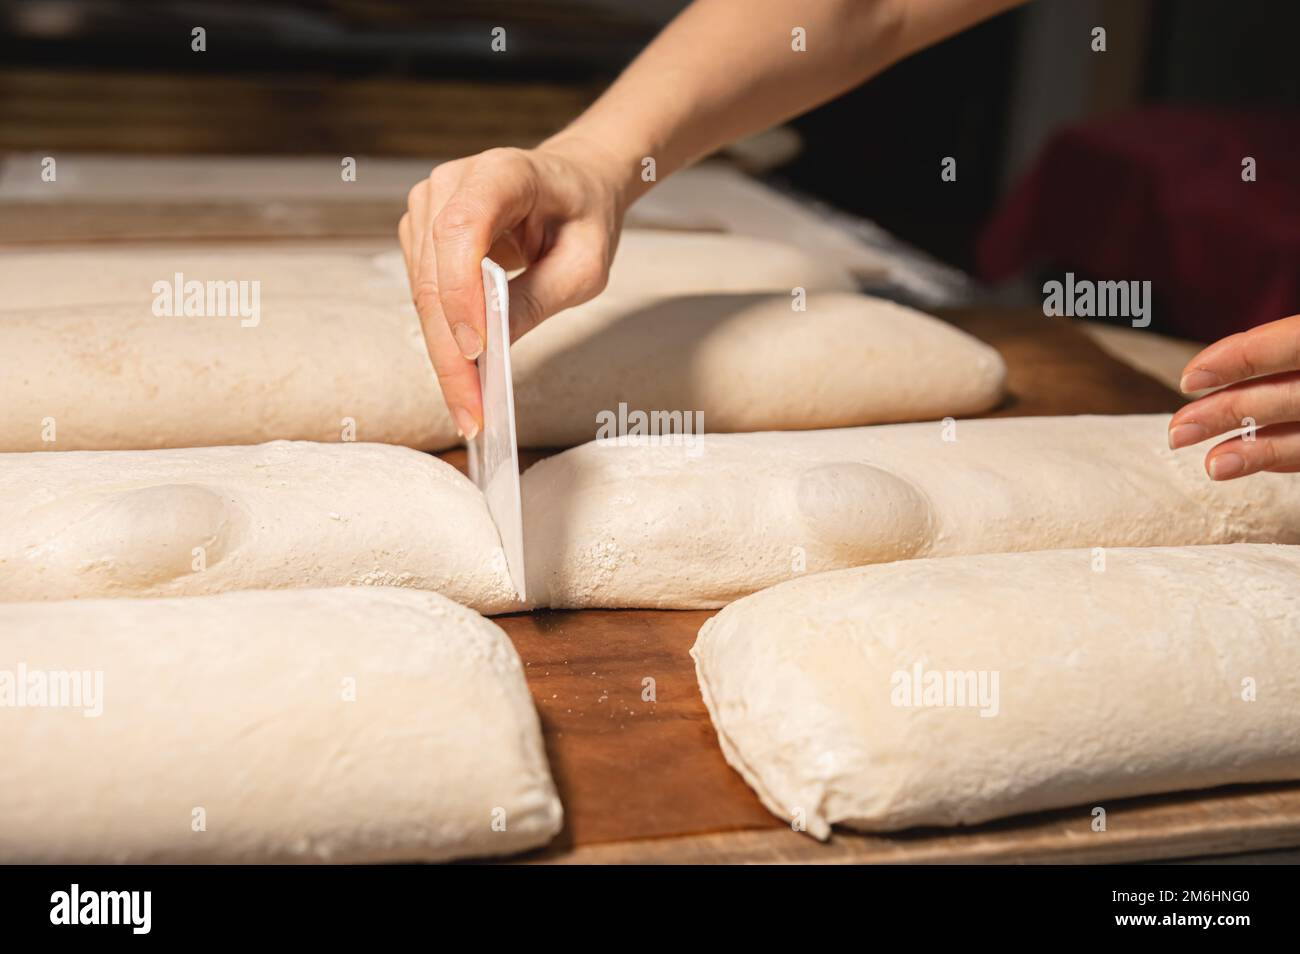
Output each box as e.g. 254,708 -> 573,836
545,0 -> 1028,211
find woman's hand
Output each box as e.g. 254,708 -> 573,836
1168,314 -> 1300,480
398,0 -> 1029,439
399,138 -> 625,439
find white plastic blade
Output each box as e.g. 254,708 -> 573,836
465,258 -> 526,602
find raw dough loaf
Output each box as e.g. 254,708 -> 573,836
0,586 -> 561,862
692,543 -> 1300,836
0,233 -> 1002,452
597,228 -> 859,295
3,295 -> 451,450
0,441 -> 520,613
0,247 -> 450,451
523,414 -> 1300,608
5,415 -> 1300,612
509,291 -> 1005,446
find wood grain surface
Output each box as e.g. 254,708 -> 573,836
0,70 -> 594,158
0,68 -> 596,244
528,783 -> 1300,865
945,309 -> 1190,418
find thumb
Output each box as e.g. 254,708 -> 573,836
507,229 -> 611,342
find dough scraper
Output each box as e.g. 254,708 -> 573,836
466,257 -> 527,602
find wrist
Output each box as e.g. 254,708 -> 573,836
537,126 -> 651,219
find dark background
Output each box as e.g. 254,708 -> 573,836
1,0 -> 1297,274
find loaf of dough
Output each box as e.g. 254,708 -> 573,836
509,291 -> 1005,446
5,416 -> 1300,611
0,233 -> 1002,452
523,414 -> 1300,608
2,296 -> 453,451
607,229 -> 857,294
0,441 -> 520,613
0,586 -> 561,862
692,544 -> 1300,836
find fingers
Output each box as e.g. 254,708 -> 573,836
399,146 -> 612,438
404,164 -> 484,439
421,300 -> 484,440
398,211 -> 414,282
418,292 -> 483,441
433,150 -> 538,362
413,271 -> 484,441
1173,314 -> 1300,482
1179,313 -> 1300,392
506,226 -> 610,342
404,174 -> 436,289
1203,423 -> 1300,480
1168,371 -> 1300,449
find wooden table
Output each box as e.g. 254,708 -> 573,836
8,174 -> 1292,861
437,310 -> 1300,864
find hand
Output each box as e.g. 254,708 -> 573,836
399,138 -> 626,439
1168,314 -> 1300,480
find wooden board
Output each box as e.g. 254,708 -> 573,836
437,313 -> 1298,863
529,784 -> 1300,864
496,599 -> 1300,863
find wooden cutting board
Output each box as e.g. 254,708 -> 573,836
443,309 -> 1300,864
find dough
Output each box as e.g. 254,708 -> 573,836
0,246 -> 451,451
5,415 -> 1300,612
0,586 -> 561,862
0,234 -> 1002,452
1,295 -> 453,451
692,543 -> 1300,836
5,414 -> 1300,611
509,291 -> 1004,446
583,229 -> 860,297
523,414 -> 1300,608
0,441 -> 520,613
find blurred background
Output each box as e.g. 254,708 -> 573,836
2,0 -> 1297,354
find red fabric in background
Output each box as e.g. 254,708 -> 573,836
977,107 -> 1300,341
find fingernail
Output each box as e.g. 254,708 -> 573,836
455,407 -> 480,441
1209,453 -> 1244,480
452,323 -> 484,360
1168,422 -> 1208,449
1180,369 -> 1220,393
